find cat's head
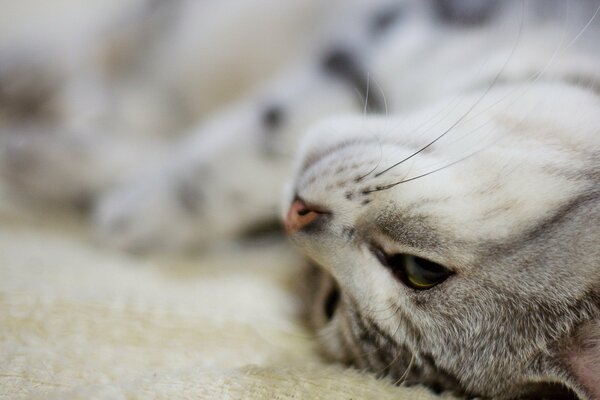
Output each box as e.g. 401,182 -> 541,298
284,83 -> 600,399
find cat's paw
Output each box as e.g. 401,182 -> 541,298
92,153 -> 283,254
93,172 -> 197,253
93,159 -> 234,253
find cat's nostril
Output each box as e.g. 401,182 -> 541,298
284,198 -> 328,234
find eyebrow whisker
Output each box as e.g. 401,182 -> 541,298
364,150 -> 478,194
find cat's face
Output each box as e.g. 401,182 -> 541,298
285,83 -> 600,399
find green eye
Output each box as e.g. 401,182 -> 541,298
371,246 -> 453,290
403,255 -> 452,289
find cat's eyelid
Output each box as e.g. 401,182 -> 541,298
367,233 -> 429,262
367,239 -> 456,275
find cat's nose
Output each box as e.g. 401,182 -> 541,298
285,198 -> 328,234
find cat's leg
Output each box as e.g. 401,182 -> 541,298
92,101 -> 290,253
92,64 -> 360,253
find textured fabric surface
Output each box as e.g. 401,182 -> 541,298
0,188 -> 452,400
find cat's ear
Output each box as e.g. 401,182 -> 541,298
560,320 -> 600,399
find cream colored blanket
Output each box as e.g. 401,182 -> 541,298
0,186 -> 456,400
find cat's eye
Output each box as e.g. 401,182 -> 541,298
371,246 -> 453,290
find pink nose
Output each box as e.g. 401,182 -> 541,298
285,198 -> 326,234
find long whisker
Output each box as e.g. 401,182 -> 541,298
430,0 -> 599,140
449,0 -> 570,131
364,72 -> 371,115
370,73 -> 389,117
395,352 -> 415,386
566,1 -> 600,49
372,0 -> 526,179
353,73 -> 390,182
373,304 -> 409,376
441,0 -> 600,152
363,149 -> 479,194
354,138 -> 384,183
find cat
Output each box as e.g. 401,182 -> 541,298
287,82 -> 600,399
94,2 -> 599,396
282,2 -> 600,399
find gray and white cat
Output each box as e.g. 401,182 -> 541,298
287,82 -> 600,399
282,2 -> 600,399
92,1 -> 600,397
2,0 -> 599,398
